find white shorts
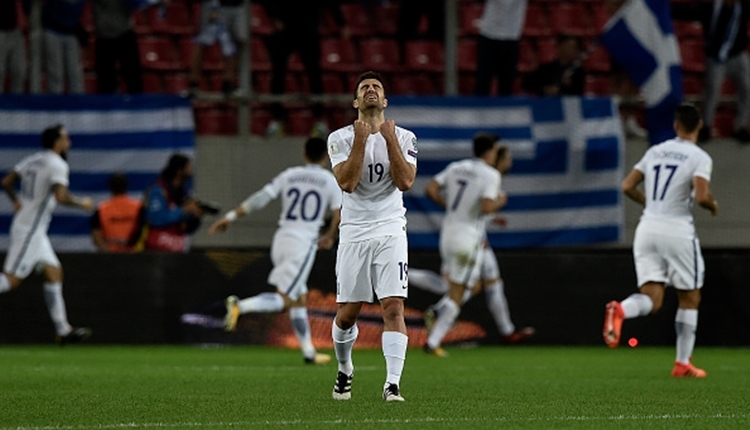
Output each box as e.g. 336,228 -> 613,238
3,228 -> 60,279
335,235 -> 408,303
440,232 -> 483,288
268,231 -> 318,301
633,226 -> 704,290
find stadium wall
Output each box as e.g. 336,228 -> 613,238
1,249 -> 748,347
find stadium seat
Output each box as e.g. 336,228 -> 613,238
164,73 -> 190,94
459,3 -> 484,36
517,40 -> 537,73
373,4 -> 400,36
404,40 -> 444,73
458,39 -> 477,72
583,44 -> 611,72
584,75 -> 612,95
682,74 -> 702,97
360,38 -> 402,73
591,3 -> 611,33
149,1 -> 199,35
320,38 -> 358,73
132,9 -> 151,34
138,37 -> 181,71
341,3 -> 373,37
142,72 -> 164,93
80,3 -> 93,32
391,73 -> 439,95
322,73 -> 346,94
535,37 -> 557,65
250,109 -> 273,136
179,37 -> 224,71
287,109 -> 315,135
673,21 -> 703,41
679,40 -> 705,72
251,38 -> 271,72
549,3 -> 593,36
250,3 -> 273,36
523,4 -> 551,37
712,108 -> 735,138
458,74 -> 476,95
194,106 -> 238,135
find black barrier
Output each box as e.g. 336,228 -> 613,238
0,249 -> 748,346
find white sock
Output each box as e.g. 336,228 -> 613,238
408,268 -> 448,295
289,307 -> 316,359
382,331 -> 407,386
675,308 -> 698,365
0,274 -> 11,294
332,321 -> 358,375
238,292 -> 285,313
485,280 -> 515,336
427,299 -> 460,349
620,293 -> 653,319
43,282 -> 71,336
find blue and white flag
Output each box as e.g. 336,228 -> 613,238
599,0 -> 682,146
0,95 -> 195,252
389,96 -> 625,249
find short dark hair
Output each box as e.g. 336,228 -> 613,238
675,103 -> 701,133
473,132 -> 499,157
109,173 -> 129,195
353,71 -> 385,99
41,124 -> 64,149
305,137 -> 328,163
160,153 -> 191,182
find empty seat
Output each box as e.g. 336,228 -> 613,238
194,107 -> 238,135
583,44 -> 611,72
523,4 -> 551,37
591,3 -> 611,33
179,37 -> 224,71
679,40 -> 705,72
460,3 -> 484,36
320,38 -> 358,73
164,73 -> 189,94
457,39 -> 477,72
373,4 -> 400,36
250,38 -> 271,72
517,40 -> 537,73
341,3 -> 373,37
673,21 -> 704,41
535,37 -> 556,65
139,37 -> 181,70
132,9 -> 151,34
390,73 -> 438,95
360,38 -> 402,72
322,73 -> 346,93
250,3 -> 274,36
287,109 -> 315,136
584,75 -> 612,95
142,72 -> 164,93
150,1 -> 199,35
404,41 -> 444,73
549,3 -> 593,36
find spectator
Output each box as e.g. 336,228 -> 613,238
188,0 -> 248,97
92,0 -> 163,94
0,0 -> 29,93
672,0 -> 750,143
524,35 -> 585,96
90,173 -> 142,252
474,0 -> 528,96
40,0 -> 88,94
140,154 -> 206,252
260,0 -> 349,138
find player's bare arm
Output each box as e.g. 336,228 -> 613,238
381,120 -> 416,191
693,176 -> 718,216
621,168 -> 646,206
53,184 -> 93,211
333,120 -> 369,193
425,179 -> 446,208
1,170 -> 21,212
318,209 -> 341,250
208,205 -> 248,235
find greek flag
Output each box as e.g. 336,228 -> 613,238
599,0 -> 682,146
389,96 -> 625,249
0,95 -> 195,251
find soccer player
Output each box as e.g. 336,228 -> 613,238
421,133 -> 515,356
327,71 -> 417,402
208,137 -> 341,365
603,103 -> 719,378
0,124 -> 94,344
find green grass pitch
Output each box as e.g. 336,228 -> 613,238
1,345 -> 748,429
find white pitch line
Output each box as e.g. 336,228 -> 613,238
1,413 -> 747,430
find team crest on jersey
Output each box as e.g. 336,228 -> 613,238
329,141 -> 340,154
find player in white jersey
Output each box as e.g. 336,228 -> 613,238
421,133 -> 511,356
414,144 -> 534,352
0,124 -> 94,344
603,103 -> 718,378
208,137 -> 341,365
327,71 -> 417,402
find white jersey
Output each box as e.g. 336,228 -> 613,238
261,164 -> 342,242
327,124 -> 418,242
478,0 -> 528,40
633,138 -> 713,237
10,150 -> 69,234
434,158 -> 501,241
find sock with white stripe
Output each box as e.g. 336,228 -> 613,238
382,331 -> 408,386
484,280 -> 515,336
620,293 -> 653,319
675,308 -> 698,365
237,292 -> 285,313
289,307 -> 316,359
43,282 -> 71,336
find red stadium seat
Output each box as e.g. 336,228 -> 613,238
250,3 -> 274,36
149,1 -> 199,35
179,37 -> 225,71
142,72 -> 164,93
138,37 -> 181,71
682,74 -> 702,97
132,9 -> 151,34
194,107 -> 238,135
360,38 -> 402,73
459,3 -> 484,36
322,73 -> 346,94
549,3 -> 593,36
320,38 -> 358,73
458,39 -> 477,72
517,40 -> 537,73
673,21 -> 704,41
591,3 -> 611,33
679,40 -> 705,72
373,4 -> 400,36
583,44 -> 611,72
341,3 -> 373,37
391,73 -> 438,95
523,4 -> 551,37
584,75 -> 612,95
535,37 -> 557,65
164,73 -> 190,94
287,109 -> 315,136
404,41 -> 444,73
251,38 -> 271,72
